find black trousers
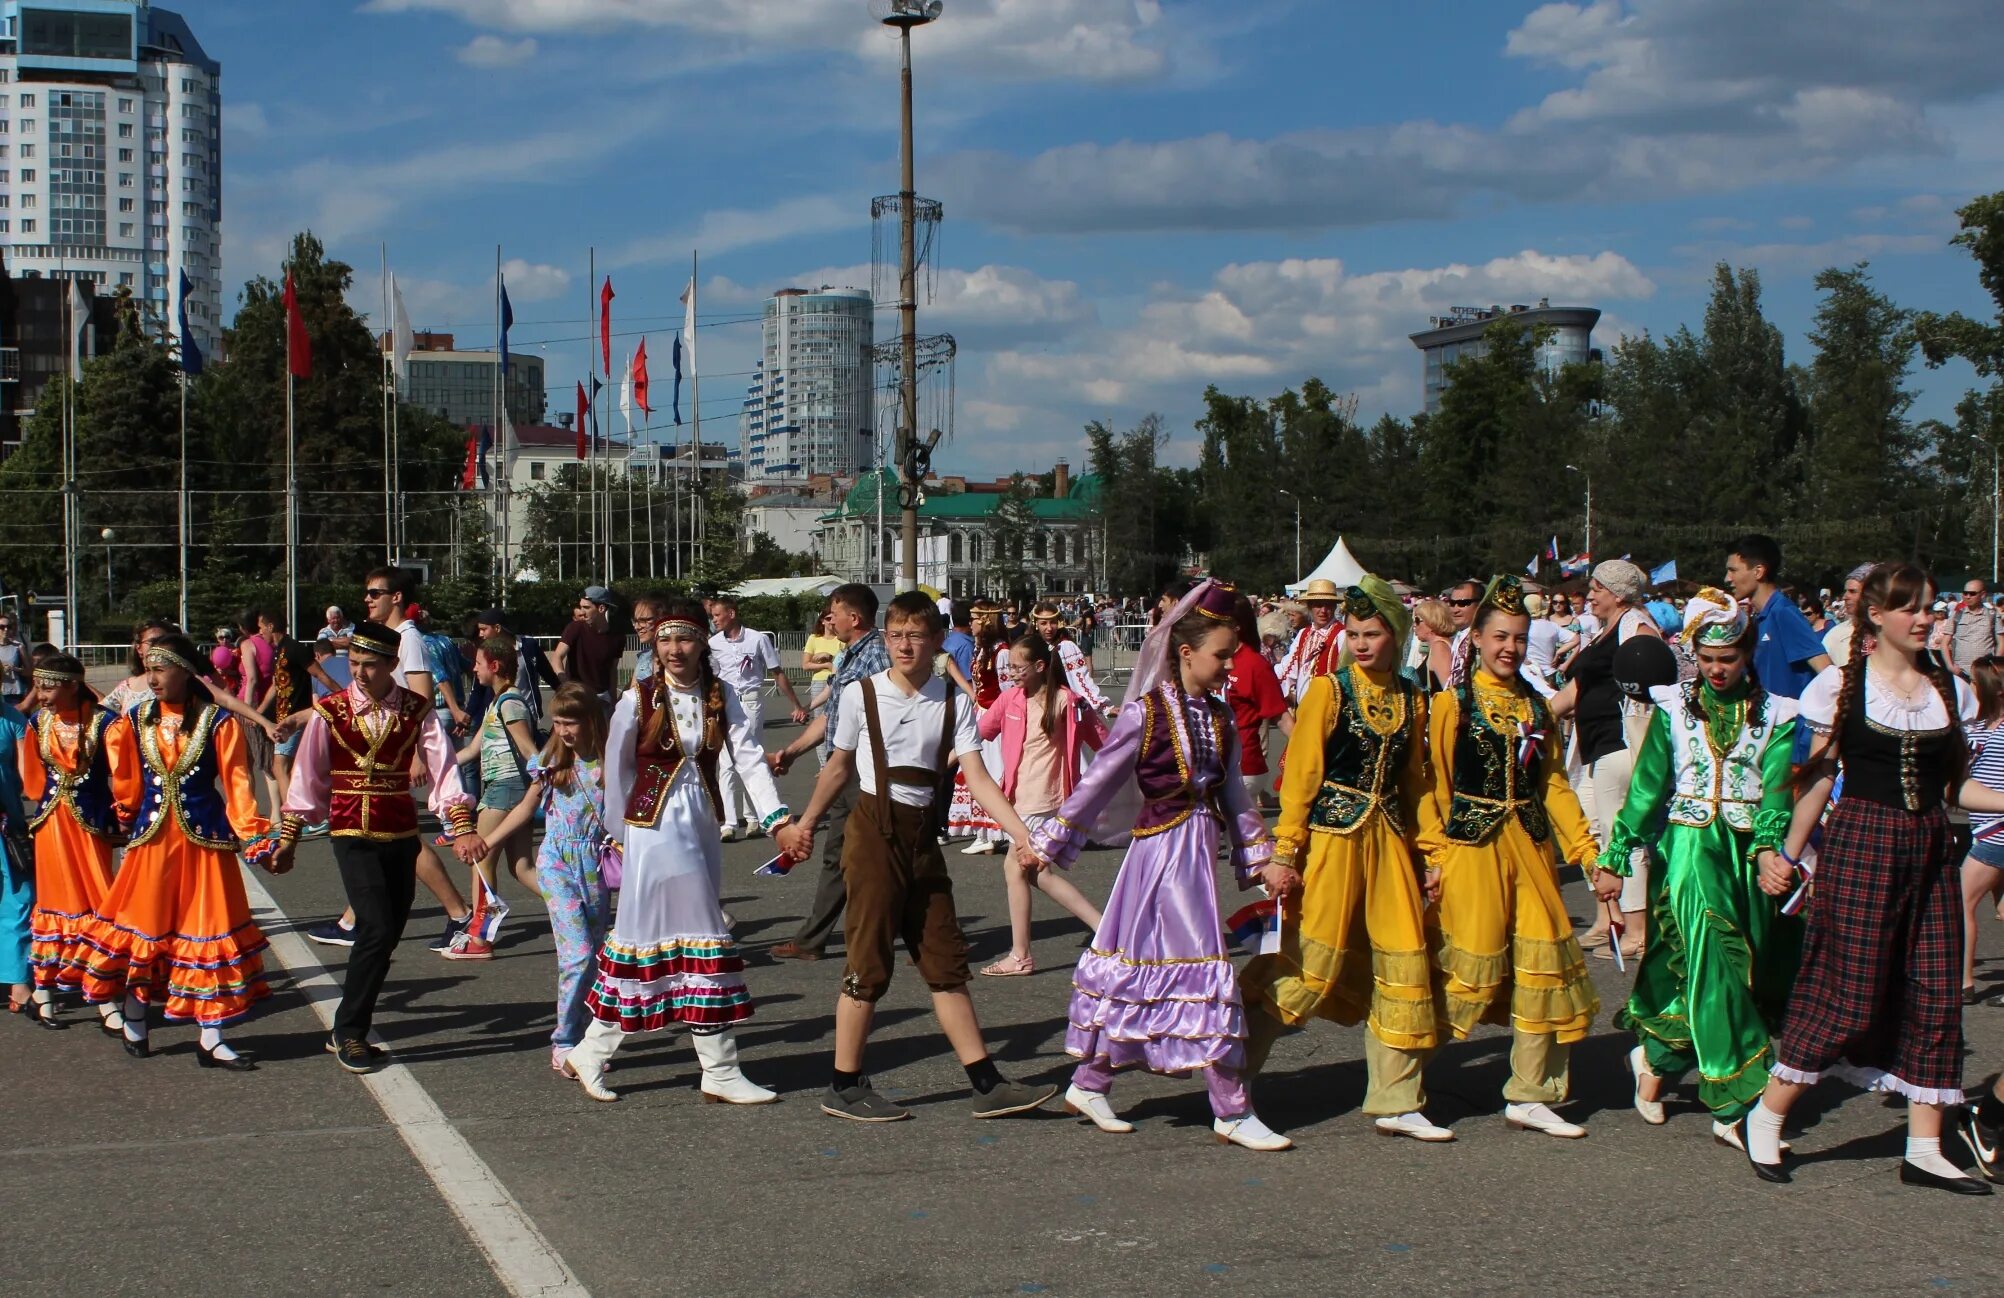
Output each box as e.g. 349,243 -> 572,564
790,769 -> 859,952
332,836 -> 421,1042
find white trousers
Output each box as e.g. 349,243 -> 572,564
715,688 -> 766,827
1576,745 -> 1648,914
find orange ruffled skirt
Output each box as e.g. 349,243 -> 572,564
29,814 -> 116,991
76,835 -> 269,1025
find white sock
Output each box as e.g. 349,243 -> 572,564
122,994 -> 147,1041
198,1026 -> 239,1060
1747,1102 -> 1785,1164
31,988 -> 52,1008
1906,1135 -> 1967,1179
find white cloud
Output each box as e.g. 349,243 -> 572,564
502,258 -> 571,301
936,0 -> 2004,235
456,34 -> 539,66
611,195 -> 863,268
223,102 -> 270,137
778,262 -> 1098,346
1671,232 -> 1945,273
365,0 -> 1181,84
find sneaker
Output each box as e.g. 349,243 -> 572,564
821,1081 -> 912,1123
325,1036 -> 389,1063
720,823 -> 741,842
433,831 -> 454,848
306,919 -> 357,948
440,932 -> 494,961
301,821 -> 331,839
1958,1104 -> 2003,1181
427,913 -> 472,952
970,1079 -> 1058,1119
331,1037 -> 383,1074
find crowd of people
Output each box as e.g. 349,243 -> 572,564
6,535 -> 2004,1189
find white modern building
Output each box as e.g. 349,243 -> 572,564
0,2 -> 222,362
1408,299 -> 1600,415
739,285 -> 874,485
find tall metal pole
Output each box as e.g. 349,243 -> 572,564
285,369 -> 298,637
381,242 -> 393,562
588,247 -> 598,580
1584,475 -> 1594,562
61,281 -> 76,647
689,250 -> 702,575
177,375 -> 188,629
1992,444 -> 1999,585
896,23 -> 920,591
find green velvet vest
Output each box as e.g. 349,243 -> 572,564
1307,668 -> 1417,836
1441,680 -> 1553,846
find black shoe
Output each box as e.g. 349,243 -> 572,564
121,1033 -> 150,1060
820,1082 -> 911,1123
1900,1159 -> 1994,1195
1957,1105 -> 2003,1181
31,1002 -> 66,1031
427,913 -> 471,952
1965,985 -> 1983,1006
970,1079 -> 1060,1119
197,1043 -> 258,1072
331,1037 -> 382,1074
1739,1116 -> 1789,1183
324,1037 -> 390,1063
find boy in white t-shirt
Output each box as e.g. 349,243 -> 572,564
779,592 -> 1057,1124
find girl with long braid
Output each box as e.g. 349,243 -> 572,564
560,599 -> 795,1106
1415,576 -> 1617,1138
1743,564 -> 1993,1194
1596,591 -> 1803,1144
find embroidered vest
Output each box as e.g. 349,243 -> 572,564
1659,683 -> 1794,831
319,688 -> 431,840
624,675 -> 727,828
1131,685 -> 1233,838
28,706 -> 121,838
1308,667 -> 1418,837
128,702 -> 237,850
1441,681 -> 1553,846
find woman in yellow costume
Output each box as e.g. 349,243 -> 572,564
1242,577 -> 1452,1141
1415,575 -> 1619,1138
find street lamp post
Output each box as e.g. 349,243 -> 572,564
1276,489 -> 1302,580
878,0 -> 942,591
1564,463 -> 1593,560
100,527 -> 116,613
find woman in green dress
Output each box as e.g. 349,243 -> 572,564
1597,588 -> 1801,1145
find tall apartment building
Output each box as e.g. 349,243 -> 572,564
0,2 -> 222,369
739,285 -> 873,485
1408,299 -> 1600,415
385,331 -> 547,432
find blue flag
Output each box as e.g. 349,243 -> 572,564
499,282 -> 514,375
1650,559 -> 1677,585
477,424 -> 493,489
177,270 -> 203,375
1525,554 -> 1539,577
671,333 -> 684,426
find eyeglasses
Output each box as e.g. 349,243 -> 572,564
1443,597 -> 1477,608
364,588 -> 392,599
1967,589 -> 1986,596
883,631 -> 931,645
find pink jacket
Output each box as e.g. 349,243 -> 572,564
978,684 -> 1110,803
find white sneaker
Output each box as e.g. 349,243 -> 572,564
1213,1112 -> 1293,1151
1063,1084 -> 1134,1134
720,823 -> 741,842
1505,1102 -> 1586,1139
1629,1045 -> 1667,1125
1373,1111 -> 1455,1142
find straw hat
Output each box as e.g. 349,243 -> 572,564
1299,579 -> 1341,603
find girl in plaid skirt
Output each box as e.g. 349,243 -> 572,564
1740,563 -> 1989,1194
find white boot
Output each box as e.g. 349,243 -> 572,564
563,1020 -> 622,1102
693,1030 -> 778,1105
1213,1111 -> 1292,1151
1063,1084 -> 1134,1134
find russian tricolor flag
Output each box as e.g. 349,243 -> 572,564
1227,899 -> 1282,955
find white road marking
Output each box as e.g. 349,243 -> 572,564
240,867 -> 590,1298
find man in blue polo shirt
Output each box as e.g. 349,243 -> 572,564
1725,532 -> 1831,703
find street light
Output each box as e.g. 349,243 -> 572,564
100,527 -> 116,613
874,0 -> 942,590
1563,464 -> 1593,561
1276,489 -> 1302,581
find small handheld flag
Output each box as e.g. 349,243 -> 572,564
1226,899 -> 1282,955
468,872 -> 510,943
754,852 -> 795,878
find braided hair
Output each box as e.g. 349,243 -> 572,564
641,597 -> 720,754
1822,562 -> 1966,791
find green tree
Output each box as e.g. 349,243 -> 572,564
1915,192 -> 2004,578
982,473 -> 1039,600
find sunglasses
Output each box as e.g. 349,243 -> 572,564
1443,597 -> 1478,608
364,588 -> 393,598
1966,590 -> 1986,596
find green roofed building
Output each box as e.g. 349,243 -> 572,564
813,459 -> 1101,599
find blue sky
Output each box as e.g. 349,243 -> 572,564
206,0 -> 2004,475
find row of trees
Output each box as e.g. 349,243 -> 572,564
1086,191 -> 2004,596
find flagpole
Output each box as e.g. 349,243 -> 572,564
285,368 -> 298,638
493,243 -> 503,592
588,247 -> 598,581
61,279 -> 76,648
690,250 -> 702,573
381,243 -> 393,562
177,371 -> 188,629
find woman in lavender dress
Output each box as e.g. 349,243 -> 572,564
1029,580 -> 1288,1151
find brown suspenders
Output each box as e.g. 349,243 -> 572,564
859,675 -> 956,796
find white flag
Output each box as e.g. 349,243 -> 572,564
390,274 -> 413,390
680,275 -> 697,377
620,352 -> 634,435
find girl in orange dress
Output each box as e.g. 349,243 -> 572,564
17,655 -> 123,1033
78,635 -> 281,1068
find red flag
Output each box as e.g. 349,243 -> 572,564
634,337 -> 651,415
599,276 -> 614,376
283,270 -> 312,379
460,428 -> 479,490
574,381 -> 587,460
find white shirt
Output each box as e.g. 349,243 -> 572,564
395,620 -> 429,691
834,670 -> 982,807
1525,619 -> 1563,674
709,626 -> 779,692
1799,664 -> 1976,732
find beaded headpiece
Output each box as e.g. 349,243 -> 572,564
142,645 -> 205,677
1480,574 -> 1528,618
1680,587 -> 1748,647
32,662 -> 83,685
654,618 -> 706,640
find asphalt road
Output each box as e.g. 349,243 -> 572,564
6,723 -> 2004,1298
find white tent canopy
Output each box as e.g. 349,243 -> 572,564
732,575 -> 845,599
1286,536 -> 1367,594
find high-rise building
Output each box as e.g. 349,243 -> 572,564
739,285 -> 873,485
1408,299 -> 1600,415
383,331 -> 547,432
0,2 -> 223,368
